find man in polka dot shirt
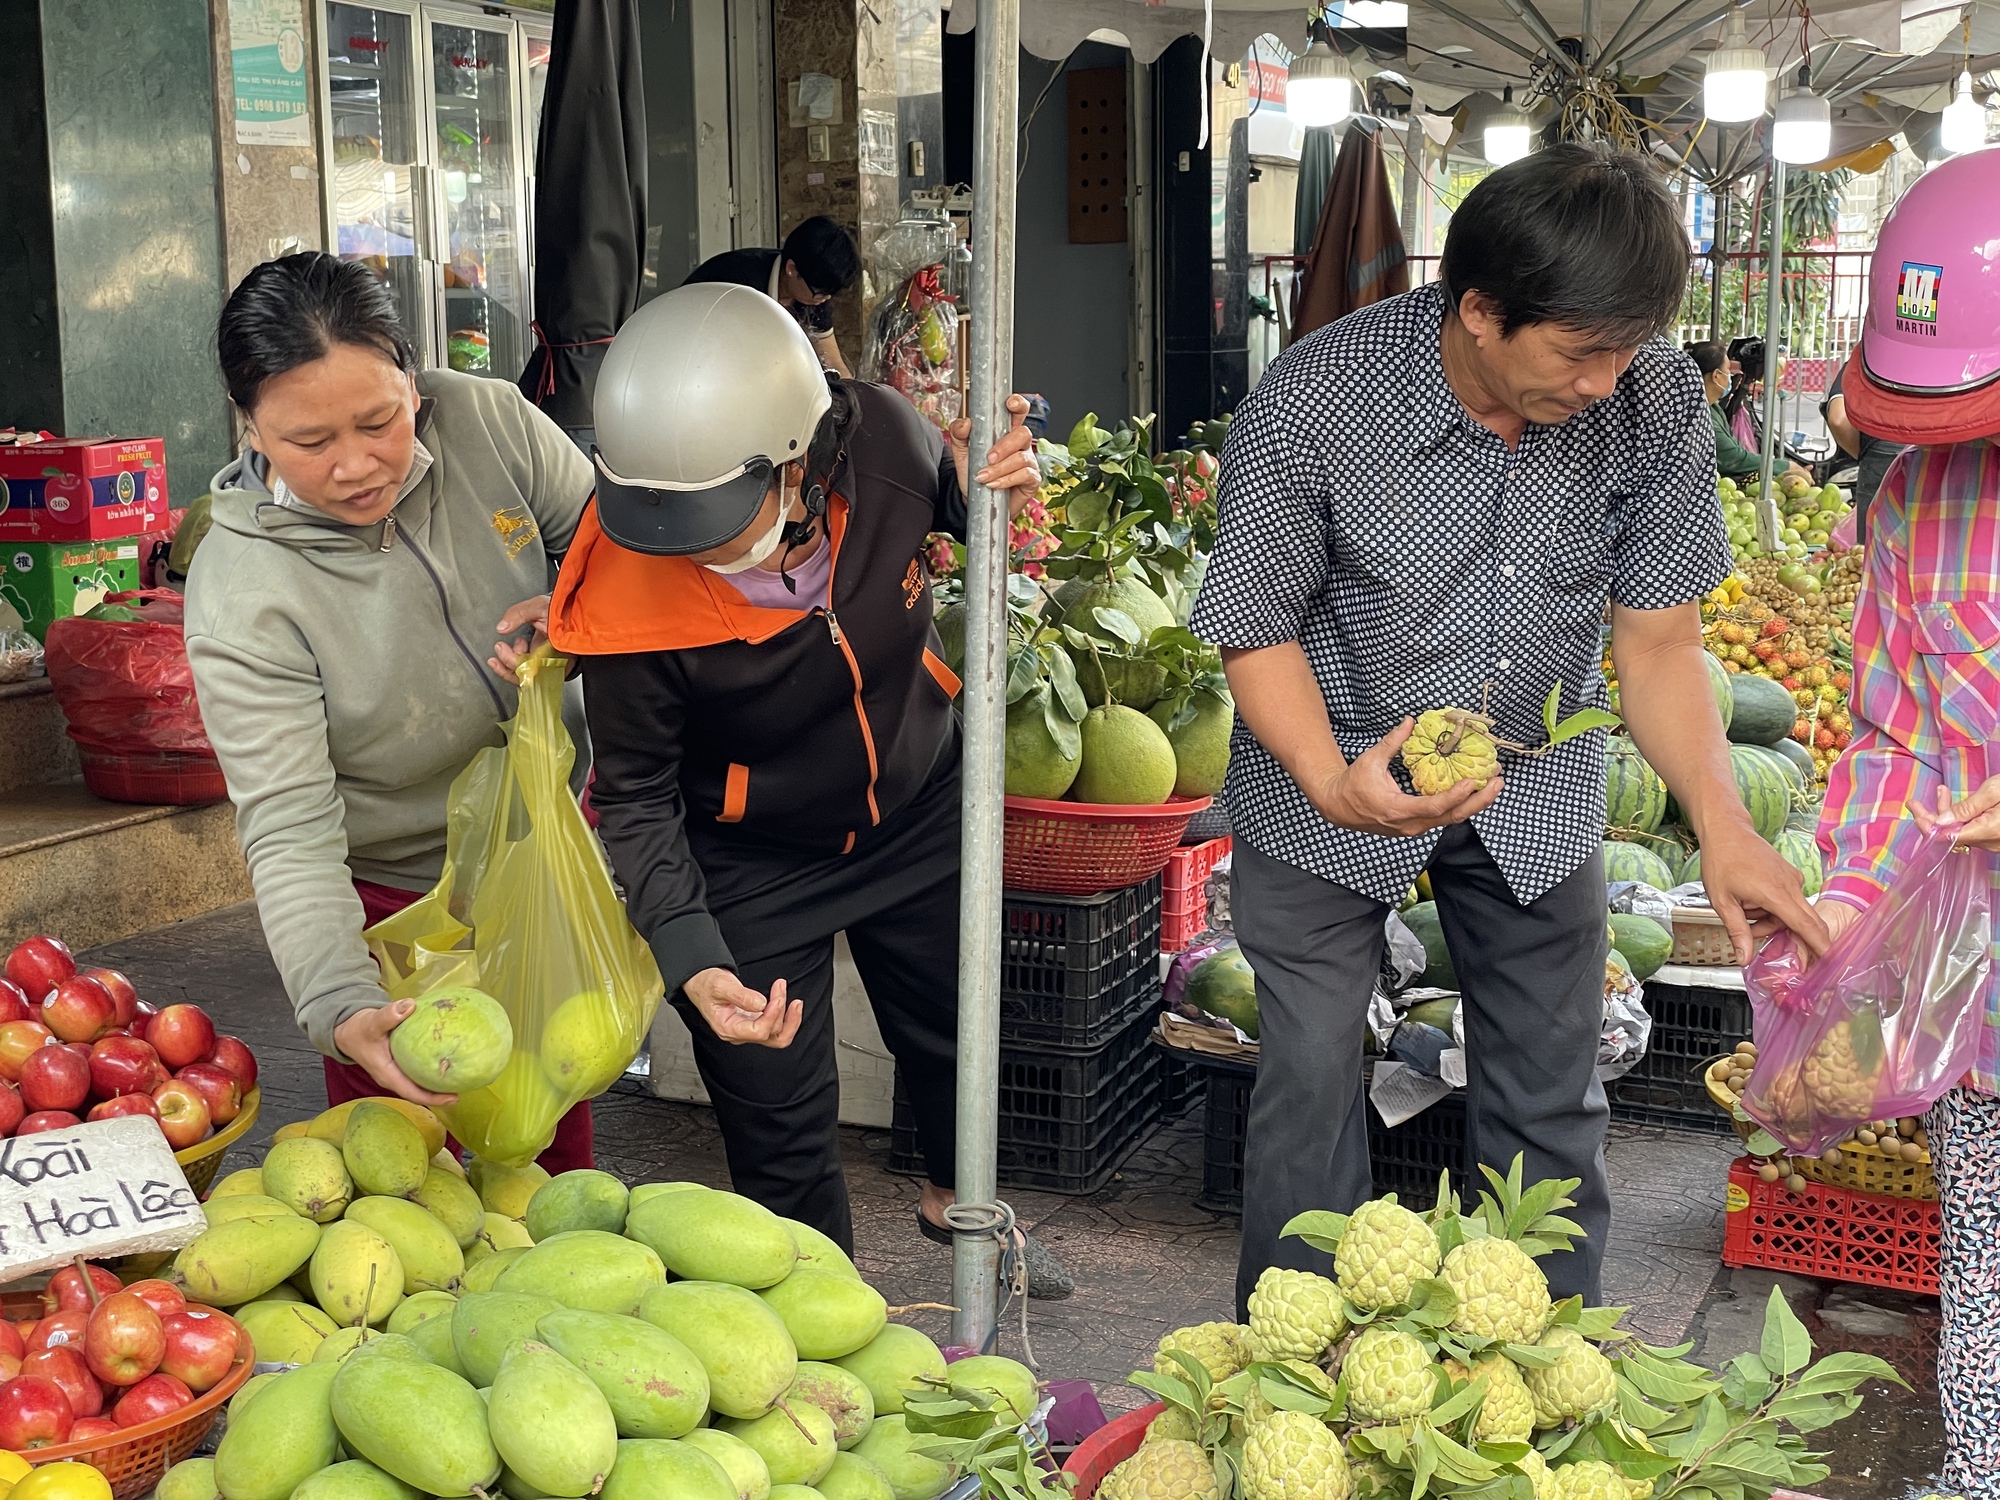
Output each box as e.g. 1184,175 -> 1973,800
1190,143 -> 1829,1314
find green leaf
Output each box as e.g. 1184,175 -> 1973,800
1005,650 -> 1043,705
1044,646 -> 1088,722
1543,680 -> 1563,740
902,1392 -> 1007,1439
1402,1277 -> 1461,1329
1766,1389 -> 1857,1432
1066,413 -> 1102,455
1790,1350 -> 1908,1393
1758,1284 -> 1814,1377
1090,606 -> 1144,647
1278,1209 -> 1348,1256
1708,1437 -> 1809,1480
1549,708 -> 1623,744
1042,697 -> 1081,763
1064,489 -> 1110,534
1571,1305 -> 1630,1339
1500,1341 -> 1561,1368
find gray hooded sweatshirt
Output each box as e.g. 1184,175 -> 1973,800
186,370 -> 593,1057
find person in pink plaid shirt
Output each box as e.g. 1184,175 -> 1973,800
1820,149 -> 2000,1491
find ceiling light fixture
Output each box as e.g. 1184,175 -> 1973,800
1287,38 -> 1355,128
1772,67 -> 1831,164
1704,13 -> 1769,123
1484,85 -> 1533,165
1941,70 -> 1986,155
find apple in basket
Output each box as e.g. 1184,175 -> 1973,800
205,1035 -> 258,1091
40,976 -> 115,1045
150,1081 -> 209,1149
120,1283 -> 184,1324
80,969 -> 139,1030
17,1112 -> 80,1136
0,1374 -> 75,1448
3,938 -> 73,1005
148,1006 -> 215,1072
88,1094 -> 159,1125
174,1064 -> 240,1127
22,1346 -> 101,1418
159,1310 -> 237,1393
89,1035 -> 166,1101
44,1265 -> 120,1317
111,1371 -> 191,1428
0,1022 -> 53,1083
0,981 -> 32,1027
84,1292 -> 165,1388
18,1046 -> 89,1116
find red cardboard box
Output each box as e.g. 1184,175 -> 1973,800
0,437 -> 168,540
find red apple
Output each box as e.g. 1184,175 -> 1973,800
0,1354 -> 19,1384
19,1046 -> 89,1115
204,1035 -> 258,1091
68,1415 -> 120,1441
18,1111 -> 80,1136
0,1079 -> 24,1137
27,1312 -> 85,1354
0,1021 -> 54,1082
147,1006 -> 215,1070
110,1371 -> 189,1428
158,1310 -> 235,1393
130,1002 -> 156,1040
0,1322 -> 22,1362
173,1064 -> 240,1126
80,969 -> 139,1029
150,1081 -> 208,1149
0,1375 -> 76,1447
120,1282 -> 184,1323
21,1346 -> 100,1418
4,938 -> 74,1004
12,1320 -> 36,1347
87,1094 -> 159,1123
84,1291 -> 164,1387
88,1035 -> 164,1101
0,981 -> 31,1027
44,1264 -> 120,1316
41,976 -> 115,1044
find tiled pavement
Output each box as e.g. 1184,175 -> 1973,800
81,904 -> 1948,1496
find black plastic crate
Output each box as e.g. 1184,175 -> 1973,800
1197,1061 -> 1255,1212
1158,1042 -> 1205,1118
998,879 -> 1163,1050
1607,977 -> 1751,1134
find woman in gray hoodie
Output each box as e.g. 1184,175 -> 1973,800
186,253 -> 600,1169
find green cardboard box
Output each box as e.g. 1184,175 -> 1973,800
2,538 -> 143,640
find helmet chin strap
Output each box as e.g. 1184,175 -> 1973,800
775,462 -> 831,595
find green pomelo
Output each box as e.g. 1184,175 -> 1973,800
1774,827 -> 1825,896
215,1361 -> 342,1500
1184,947 -> 1257,1038
388,987 -> 514,1094
818,1453 -> 896,1500
721,1401 -> 839,1487
536,1307 -> 710,1439
680,1430 -> 773,1500
289,1460 -> 422,1500
1607,914 -> 1672,981
343,1197 -> 466,1294
490,1341 -> 621,1498
599,1440 -> 740,1500
1002,693 -> 1081,800
780,1219 -> 860,1279
1605,737 -> 1668,835
539,988 -> 630,1098
1399,902 -> 1456,990
849,1417 -> 956,1500
235,1299 -> 338,1364
469,1160 -> 551,1220
385,1288 -> 457,1336
406,1308 -> 468,1376
342,1102 -> 430,1200
203,1194 -> 298,1228
625,1187 -> 798,1288
834,1325 -> 947,1417
157,1458 -> 219,1500
1068,648 -> 1170,712
174,1214 -> 322,1308
760,1268 -> 886,1359
945,1355 -> 1037,1426
264,1138 -> 354,1224
789,1362 -> 875,1447
412,1167 -> 487,1250
462,1245 -> 531,1293
330,1348 -> 501,1498
1148,691 -> 1232,798
525,1170 -> 630,1241
639,1281 -> 797,1419
494,1229 -> 665,1315
1601,839 -> 1677,890
311,1220 -> 405,1327
1071,704 -> 1177,806
451,1291 -> 564,1387
1061,576 -> 1174,642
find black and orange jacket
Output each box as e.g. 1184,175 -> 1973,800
548,381 -> 967,995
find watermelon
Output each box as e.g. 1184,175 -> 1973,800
1730,742 -> 1794,841
1785,797 -> 1821,835
1703,650 -> 1735,733
1740,741 -> 1808,796
1602,839 -> 1676,890
1726,672 -> 1799,746
1604,737 -> 1668,835
1774,827 -> 1825,897
1185,947 -> 1259,1038
1401,902 -> 1457,989
1679,847 -> 1702,885
1608,913 -> 1673,980
1769,736 -> 1818,787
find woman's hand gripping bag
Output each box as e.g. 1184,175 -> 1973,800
1741,825 -> 1991,1157
366,648 -> 664,1164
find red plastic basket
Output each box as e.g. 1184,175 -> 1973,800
1721,1157 -> 1941,1295
1160,836 -> 1231,953
1062,1403 -> 1160,1496
1002,797 -> 1212,897
79,748 -> 226,806
26,1347 -> 254,1499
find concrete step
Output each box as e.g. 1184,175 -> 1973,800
0,681 -> 79,794
0,780 -> 250,952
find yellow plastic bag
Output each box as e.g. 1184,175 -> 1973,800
365,648 -> 663,1165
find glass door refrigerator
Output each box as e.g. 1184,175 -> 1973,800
317,1 -> 553,383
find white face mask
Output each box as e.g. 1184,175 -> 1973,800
704,476 -> 796,575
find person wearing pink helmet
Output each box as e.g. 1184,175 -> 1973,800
1820,145 -> 2000,1490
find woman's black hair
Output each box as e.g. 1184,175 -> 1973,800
1439,141 -> 1688,352
1684,340 -> 1728,378
217,252 -> 417,411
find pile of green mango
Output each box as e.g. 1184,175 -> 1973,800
154,1100 -> 1039,1500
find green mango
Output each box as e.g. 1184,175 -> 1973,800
262,1138 -> 353,1224
639,1281 -> 796,1420
451,1291 -> 563,1387
626,1182 -> 704,1212
788,1363 -> 874,1448
288,1460 -> 423,1500
598,1440 -> 739,1500
343,1102 -> 430,1199
489,1341 -> 620,1498
157,1457 -> 220,1500
203,1194 -> 299,1228
173,1214 -> 322,1308
817,1453 -> 895,1500
468,1160 -> 551,1219
720,1401 -> 838,1487
624,1188 -> 797,1288
759,1269 -> 885,1360
524,1170 -> 630,1241
343,1197 -> 466,1294
494,1229 -> 664,1315
228,1371 -> 280,1424
833,1325 -> 947,1417
404,1307 -> 468,1377
850,1417 -> 956,1500
215,1361 -> 342,1500
412,1168 -> 487,1250
535,1307 -> 709,1439
944,1355 -> 1038,1425
778,1219 -> 858,1279
462,1244 -> 530,1293
330,1350 -> 501,1497
235,1299 -> 339,1365
680,1430 -> 773,1500
385,1289 -> 458,1336
310,1220 -> 405,1326
313,1326 -> 386,1363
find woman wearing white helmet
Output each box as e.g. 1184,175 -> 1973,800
549,282 -> 1069,1289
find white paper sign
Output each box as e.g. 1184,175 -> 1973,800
0,1116 -> 204,1282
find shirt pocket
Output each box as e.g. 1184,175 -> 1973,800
1541,489 -> 1627,596
1912,599 -> 2000,748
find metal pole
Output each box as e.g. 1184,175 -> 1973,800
1754,157 -> 1787,552
951,0 -> 1020,1354
1709,178 -> 1728,340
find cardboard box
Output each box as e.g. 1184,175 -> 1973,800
0,438 -> 168,541
2,539 -> 144,641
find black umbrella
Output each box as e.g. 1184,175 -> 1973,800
517,0 -> 648,446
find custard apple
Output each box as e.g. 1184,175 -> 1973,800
1099,1439 -> 1222,1500
1550,1459 -> 1650,1500
1341,1326 -> 1438,1422
1154,1322 -> 1254,1384
1441,1236 -> 1552,1344
1240,1410 -> 1353,1500
1349,1453 -> 1405,1500
1247,1268 -> 1347,1360
1442,1353 -> 1534,1442
1335,1199 -> 1441,1310
1236,1358 -> 1338,1434
1146,1406 -> 1199,1444
1523,1327 -> 1618,1425
1402,709 -> 1500,794
1515,1448 -> 1559,1500
1802,1017 -> 1881,1118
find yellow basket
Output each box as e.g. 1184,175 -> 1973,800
174,1086 -> 261,1198
1700,1057 -> 1936,1199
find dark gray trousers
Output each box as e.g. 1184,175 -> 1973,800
1232,825 -> 1611,1315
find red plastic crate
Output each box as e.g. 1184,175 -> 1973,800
1721,1157 -> 1940,1295
1160,835 -> 1231,953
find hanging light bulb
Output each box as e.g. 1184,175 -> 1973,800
1941,70 -> 1986,155
1771,70 -> 1831,165
1484,86 -> 1533,166
1287,38 -> 1354,128
1704,14 -> 1768,123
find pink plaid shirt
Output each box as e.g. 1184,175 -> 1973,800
1819,439 -> 2000,1092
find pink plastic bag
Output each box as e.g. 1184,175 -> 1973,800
1740,826 -> 1991,1156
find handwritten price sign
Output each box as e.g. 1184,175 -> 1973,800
0,1116 -> 204,1281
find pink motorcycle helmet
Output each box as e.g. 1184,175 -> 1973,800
1844,147 -> 2000,445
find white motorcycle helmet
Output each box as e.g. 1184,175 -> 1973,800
592,282 -> 833,555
